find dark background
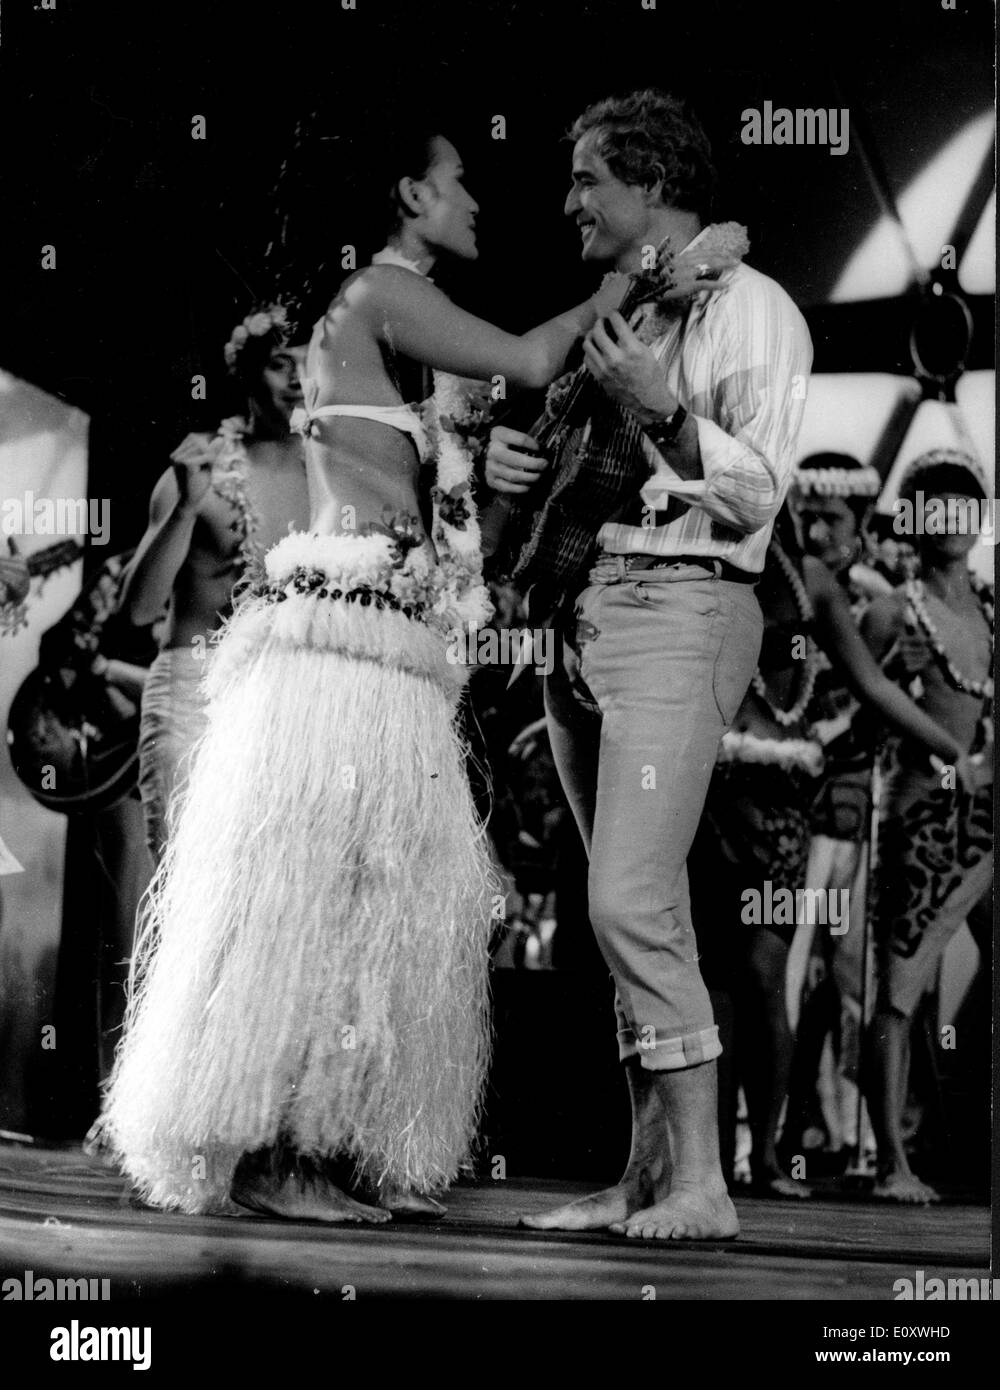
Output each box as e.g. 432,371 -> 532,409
2,0 -> 994,557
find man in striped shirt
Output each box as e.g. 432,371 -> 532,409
486,89 -> 813,1240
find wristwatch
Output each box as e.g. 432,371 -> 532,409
643,404 -> 688,449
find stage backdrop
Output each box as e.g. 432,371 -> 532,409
0,370 -> 87,1135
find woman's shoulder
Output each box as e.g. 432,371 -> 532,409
325,263 -> 437,324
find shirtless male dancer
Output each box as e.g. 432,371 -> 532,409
120,307 -> 310,863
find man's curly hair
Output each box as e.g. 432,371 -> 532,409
569,89 -> 717,220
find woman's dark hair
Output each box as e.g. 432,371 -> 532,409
797,452 -> 874,528
265,115 -> 456,335
383,129 -> 446,234
568,89 -> 717,220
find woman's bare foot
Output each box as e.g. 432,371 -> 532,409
231,1170 -> 391,1224
376,1186 -> 447,1221
520,1163 -> 661,1232
873,1168 -> 939,1205
609,1181 -> 740,1241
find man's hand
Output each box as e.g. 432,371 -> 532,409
485,426 -> 550,495
582,312 -> 676,425
169,433 -> 219,513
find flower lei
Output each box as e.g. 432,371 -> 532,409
224,304 -> 289,369
373,246 -> 494,625
208,416 -> 267,576
903,573 -> 994,700
750,540 -> 822,728
718,730 -> 825,776
266,246 -> 493,634
633,221 -> 750,343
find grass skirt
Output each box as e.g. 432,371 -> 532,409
98,536 -> 496,1212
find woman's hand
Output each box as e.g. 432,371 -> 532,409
662,246 -> 738,303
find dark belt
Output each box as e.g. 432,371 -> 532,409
621,553 -> 759,585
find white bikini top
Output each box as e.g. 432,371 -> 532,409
293,376 -> 429,463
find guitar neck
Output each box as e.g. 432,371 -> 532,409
538,280 -> 651,445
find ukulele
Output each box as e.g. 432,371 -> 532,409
493,240 -> 683,616
493,226 -> 746,619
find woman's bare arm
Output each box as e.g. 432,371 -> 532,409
353,266 -> 621,389
808,558 -> 962,763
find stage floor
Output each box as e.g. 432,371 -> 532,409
0,1142 -> 989,1301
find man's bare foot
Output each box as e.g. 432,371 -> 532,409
520,1165 -> 660,1232
376,1187 -> 447,1221
873,1170 -> 939,1205
231,1171 -> 391,1224
609,1181 -> 739,1241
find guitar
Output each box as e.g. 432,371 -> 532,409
6,549 -> 149,814
494,229 -> 746,618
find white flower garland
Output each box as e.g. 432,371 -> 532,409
718,731 -> 825,776
750,540 -> 822,728
793,466 -> 881,500
904,574 -> 994,700
269,246 -> 493,635
372,246 -> 491,625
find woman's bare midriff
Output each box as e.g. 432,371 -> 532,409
305,416 -> 432,546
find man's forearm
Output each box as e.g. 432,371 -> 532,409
649,410 -> 703,480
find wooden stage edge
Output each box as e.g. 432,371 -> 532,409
0,1142 -> 989,1301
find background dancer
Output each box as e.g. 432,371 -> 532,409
121,307 -> 310,865
689,508 -> 971,1197
862,450 -> 993,1204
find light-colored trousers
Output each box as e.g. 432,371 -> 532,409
137,648 -> 210,865
544,559 -> 762,1070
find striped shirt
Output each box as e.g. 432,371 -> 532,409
597,252 -> 813,575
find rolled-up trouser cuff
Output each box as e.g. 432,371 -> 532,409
617,1023 -> 722,1071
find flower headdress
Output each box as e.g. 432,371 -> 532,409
224,303 -> 290,369
897,448 -> 991,502
793,464 -> 882,500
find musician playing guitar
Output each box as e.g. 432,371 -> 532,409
485,90 -> 813,1241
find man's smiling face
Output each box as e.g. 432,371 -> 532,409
563,130 -> 653,268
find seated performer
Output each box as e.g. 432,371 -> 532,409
862,449 -> 993,1204
97,128 -> 713,1222
120,307 -> 310,864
